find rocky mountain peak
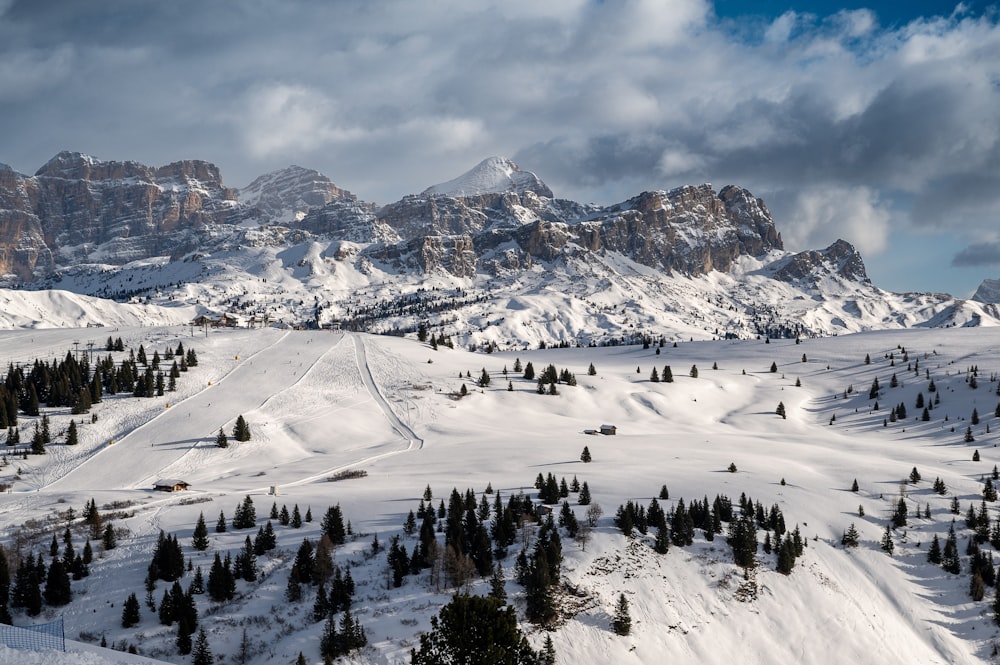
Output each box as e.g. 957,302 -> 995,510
972,278 -> 1000,304
421,156 -> 553,199
241,165 -> 355,224
773,239 -> 868,285
33,151 -> 229,191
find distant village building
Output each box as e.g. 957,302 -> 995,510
599,424 -> 617,436
153,479 -> 191,492
191,314 -> 241,328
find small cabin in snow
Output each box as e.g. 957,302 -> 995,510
599,424 -> 617,436
153,479 -> 190,492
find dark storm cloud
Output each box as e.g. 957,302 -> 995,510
953,241 -> 1000,267
0,0 -> 999,261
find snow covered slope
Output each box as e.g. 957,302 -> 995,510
422,156 -> 553,198
3,325 -> 1000,664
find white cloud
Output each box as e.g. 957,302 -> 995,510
780,186 -> 891,256
240,84 -> 364,159
0,0 -> 998,255
764,12 -> 800,44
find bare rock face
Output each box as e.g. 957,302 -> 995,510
0,152 -> 243,280
0,151 -> 837,292
293,199 -> 399,244
773,239 -> 869,285
972,279 -> 1000,304
365,182 -> 786,280
241,165 -> 355,224
575,184 -> 783,275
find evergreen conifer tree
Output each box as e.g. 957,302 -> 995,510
215,428 -> 228,448
411,593 -> 540,663
880,524 -> 894,555
841,523 -> 860,548
580,446 -> 592,463
43,557 -> 72,606
122,592 -> 141,628
927,534 -> 943,564
232,415 -> 251,442
192,513 -> 209,551
215,511 -> 227,533
612,593 -> 632,635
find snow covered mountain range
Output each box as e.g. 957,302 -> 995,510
1,152 -> 998,340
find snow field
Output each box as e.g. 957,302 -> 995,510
2,326 -> 1000,663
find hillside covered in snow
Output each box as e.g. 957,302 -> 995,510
2,324 -> 1000,664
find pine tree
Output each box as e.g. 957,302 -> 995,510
880,524 -> 894,555
102,522 -> 117,550
176,617 -> 193,656
578,482 -> 591,506
215,510 -> 227,533
841,523 -> 860,548
489,562 -> 506,602
942,526 -> 961,574
43,557 -> 72,606
588,363 -> 597,376
215,428 -> 228,448
689,365 -> 699,378
233,415 -> 251,442
580,446 -> 592,463
121,592 -> 141,628
612,593 -> 632,635
927,534 -> 942,564
851,478 -> 859,492
663,366 -> 673,383
192,512 -> 209,551
30,423 -> 45,455
66,420 -> 78,445
776,402 -> 786,419
770,361 -> 778,373
411,593 -> 541,663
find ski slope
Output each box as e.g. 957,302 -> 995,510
3,326 -> 1000,664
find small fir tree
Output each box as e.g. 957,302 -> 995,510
192,513 -> 209,551
232,415 -> 251,442
121,592 -> 141,628
611,593 -> 632,636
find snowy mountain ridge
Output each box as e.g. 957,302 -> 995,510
421,156 -> 554,198
1,152 -> 999,340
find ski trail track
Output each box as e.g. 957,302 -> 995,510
267,333 -> 424,492
44,330 -> 331,492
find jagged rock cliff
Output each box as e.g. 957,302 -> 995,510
0,152 -> 812,288
0,152 -> 241,280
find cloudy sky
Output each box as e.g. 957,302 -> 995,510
1,0 -> 998,296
